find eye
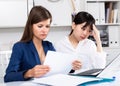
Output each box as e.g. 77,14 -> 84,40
81,27 -> 86,30
46,25 -> 50,28
89,30 -> 93,33
38,25 -> 43,28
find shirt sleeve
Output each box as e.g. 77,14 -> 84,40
89,41 -> 107,69
92,51 -> 107,69
4,43 -> 29,82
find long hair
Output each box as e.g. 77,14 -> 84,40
70,11 -> 95,35
20,6 -> 52,42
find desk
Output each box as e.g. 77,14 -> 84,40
0,76 -> 120,86
1,54 -> 120,86
0,81 -> 39,86
0,81 -> 119,86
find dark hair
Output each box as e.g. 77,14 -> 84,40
20,6 -> 52,42
70,11 -> 95,35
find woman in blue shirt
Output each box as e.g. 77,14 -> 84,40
4,6 -> 81,82
4,6 -> 55,82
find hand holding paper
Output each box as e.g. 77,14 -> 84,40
43,51 -> 77,77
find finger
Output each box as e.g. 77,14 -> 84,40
37,65 -> 50,69
93,24 -> 99,33
73,65 -> 81,70
73,63 -> 82,70
72,60 -> 81,64
92,24 -> 96,30
34,72 -> 46,78
73,61 -> 82,66
34,69 -> 49,78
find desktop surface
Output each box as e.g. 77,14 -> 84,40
0,81 -> 39,86
0,74 -> 120,86
1,54 -> 120,86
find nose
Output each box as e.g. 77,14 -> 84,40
83,30 -> 88,35
42,26 -> 49,33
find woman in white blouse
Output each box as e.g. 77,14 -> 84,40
54,11 -> 106,73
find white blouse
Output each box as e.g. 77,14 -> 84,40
54,36 -> 106,73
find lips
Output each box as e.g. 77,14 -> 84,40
80,36 -> 86,39
40,34 -> 47,37
41,33 -> 47,35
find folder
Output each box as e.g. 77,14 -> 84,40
99,2 -> 105,24
78,77 -> 115,86
86,2 -> 99,24
113,9 -> 118,23
108,26 -> 120,47
86,2 -> 105,24
108,2 -> 113,23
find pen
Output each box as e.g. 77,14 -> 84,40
38,83 -> 52,86
33,82 -> 52,86
77,77 -> 115,86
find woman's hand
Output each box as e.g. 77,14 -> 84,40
24,65 -> 50,78
92,24 -> 103,52
72,60 -> 82,70
92,24 -> 101,42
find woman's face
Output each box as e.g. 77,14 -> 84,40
32,19 -> 51,41
72,22 -> 92,41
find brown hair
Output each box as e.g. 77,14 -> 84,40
20,6 -> 52,42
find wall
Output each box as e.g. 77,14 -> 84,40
0,28 -> 23,50
0,0 -> 86,51
0,26 -> 71,51
46,26 -> 71,44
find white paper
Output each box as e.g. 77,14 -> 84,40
32,74 -> 101,86
43,51 -> 77,76
73,53 -> 93,74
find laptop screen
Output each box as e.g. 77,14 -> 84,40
97,53 -> 120,78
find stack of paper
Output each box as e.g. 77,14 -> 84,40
32,74 -> 101,86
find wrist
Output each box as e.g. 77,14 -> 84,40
24,69 -> 33,79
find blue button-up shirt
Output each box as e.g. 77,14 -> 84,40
4,40 -> 55,82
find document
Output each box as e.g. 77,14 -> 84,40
32,74 -> 101,86
43,51 -> 77,77
72,53 -> 102,76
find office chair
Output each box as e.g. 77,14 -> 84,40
0,50 -> 12,83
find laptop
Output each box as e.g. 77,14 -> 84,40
97,53 -> 120,78
70,53 -> 120,78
